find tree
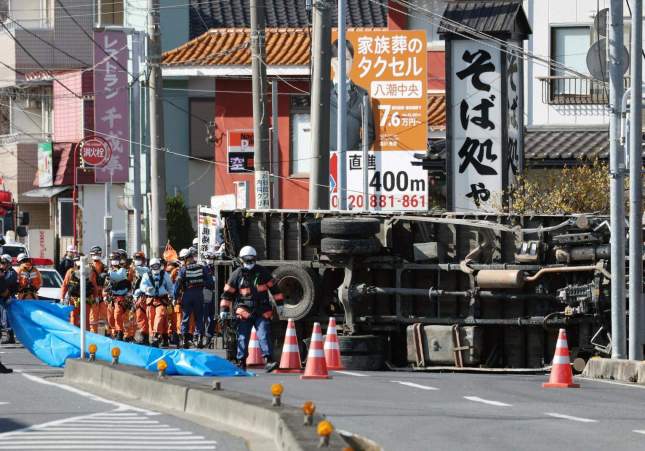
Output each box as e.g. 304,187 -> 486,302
166,193 -> 195,250
497,159 -> 611,214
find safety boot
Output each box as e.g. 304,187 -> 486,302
1,331 -> 15,345
170,333 -> 180,347
116,331 -> 124,341
236,359 -> 247,372
195,335 -> 205,349
150,334 -> 160,348
0,360 -> 12,374
264,357 -> 278,373
124,335 -> 134,343
161,334 -> 170,348
182,333 -> 192,349
137,333 -> 149,345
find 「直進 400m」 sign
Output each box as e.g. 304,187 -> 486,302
328,29 -> 428,211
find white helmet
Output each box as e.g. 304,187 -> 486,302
17,253 -> 29,264
192,237 -> 199,246
149,257 -> 161,268
239,246 -> 257,259
179,248 -> 192,259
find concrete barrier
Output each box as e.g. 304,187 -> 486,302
64,359 -> 347,451
582,357 -> 645,384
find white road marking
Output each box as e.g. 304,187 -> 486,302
20,372 -> 160,415
578,376 -> 645,390
464,396 -> 512,407
391,380 -> 439,390
0,402 -> 9,405
0,409 -> 217,450
545,412 -> 598,423
633,430 -> 645,435
334,370 -> 369,377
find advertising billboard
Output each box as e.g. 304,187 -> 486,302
37,142 -> 53,188
329,30 -> 428,211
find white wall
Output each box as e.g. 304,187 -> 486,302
525,0 -> 643,127
79,184 -> 126,255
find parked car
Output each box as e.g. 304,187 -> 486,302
36,268 -> 63,302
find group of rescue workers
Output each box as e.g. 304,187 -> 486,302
0,238 -> 287,373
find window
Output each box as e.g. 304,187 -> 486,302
290,113 -> 311,176
96,0 -> 123,26
189,98 -> 215,159
552,26 -> 590,77
58,198 -> 73,237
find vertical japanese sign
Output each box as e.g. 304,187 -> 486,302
329,30 -> 428,211
506,43 -> 523,186
37,142 -> 53,188
449,40 -> 502,211
227,130 -> 255,173
197,205 -> 220,261
94,30 -> 129,183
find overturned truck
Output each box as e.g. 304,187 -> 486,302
214,210 -> 623,370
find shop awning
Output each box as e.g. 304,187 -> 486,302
22,186 -> 70,198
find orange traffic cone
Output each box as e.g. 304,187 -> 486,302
301,322 -> 331,380
324,317 -> 344,370
276,319 -> 303,374
543,328 -> 579,388
246,327 -> 264,368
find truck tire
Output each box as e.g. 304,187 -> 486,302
320,237 -> 382,256
272,265 -> 318,321
321,217 -> 380,237
338,335 -> 387,371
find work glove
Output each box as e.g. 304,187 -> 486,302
219,311 -> 230,321
276,305 -> 285,319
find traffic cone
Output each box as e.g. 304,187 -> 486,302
301,322 -> 331,380
276,319 -> 303,374
324,317 -> 344,370
543,328 -> 580,388
246,327 -> 264,368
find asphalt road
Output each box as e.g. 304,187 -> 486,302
185,365 -> 645,451
0,346 -> 248,451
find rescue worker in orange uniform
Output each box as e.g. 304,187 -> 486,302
220,246 -> 284,372
104,251 -> 132,341
90,246 -> 108,333
140,258 -> 174,347
61,255 -> 100,331
16,253 -> 42,300
130,251 -> 149,344
166,259 -> 181,346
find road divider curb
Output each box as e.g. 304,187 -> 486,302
582,358 -> 645,384
63,359 -> 348,450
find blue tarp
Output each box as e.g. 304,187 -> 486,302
7,299 -> 250,377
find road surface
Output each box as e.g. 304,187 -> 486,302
0,346 -> 248,451
186,365 -> 645,451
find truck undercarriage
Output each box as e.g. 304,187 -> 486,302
213,210 -> 628,370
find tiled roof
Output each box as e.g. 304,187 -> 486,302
163,28 -> 311,66
428,93 -> 446,130
524,126 -> 610,161
189,0 -> 387,38
438,0 -> 531,39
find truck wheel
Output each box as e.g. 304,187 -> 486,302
321,237 -> 382,256
338,335 -> 387,371
321,217 -> 380,237
272,265 -> 318,321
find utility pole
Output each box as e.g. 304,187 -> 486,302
131,31 -> 143,252
337,0 -> 347,210
271,80 -> 280,208
609,0 -> 626,359
251,0 -> 270,209
308,0 -> 331,210
628,0 -> 643,360
148,0 -> 167,257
